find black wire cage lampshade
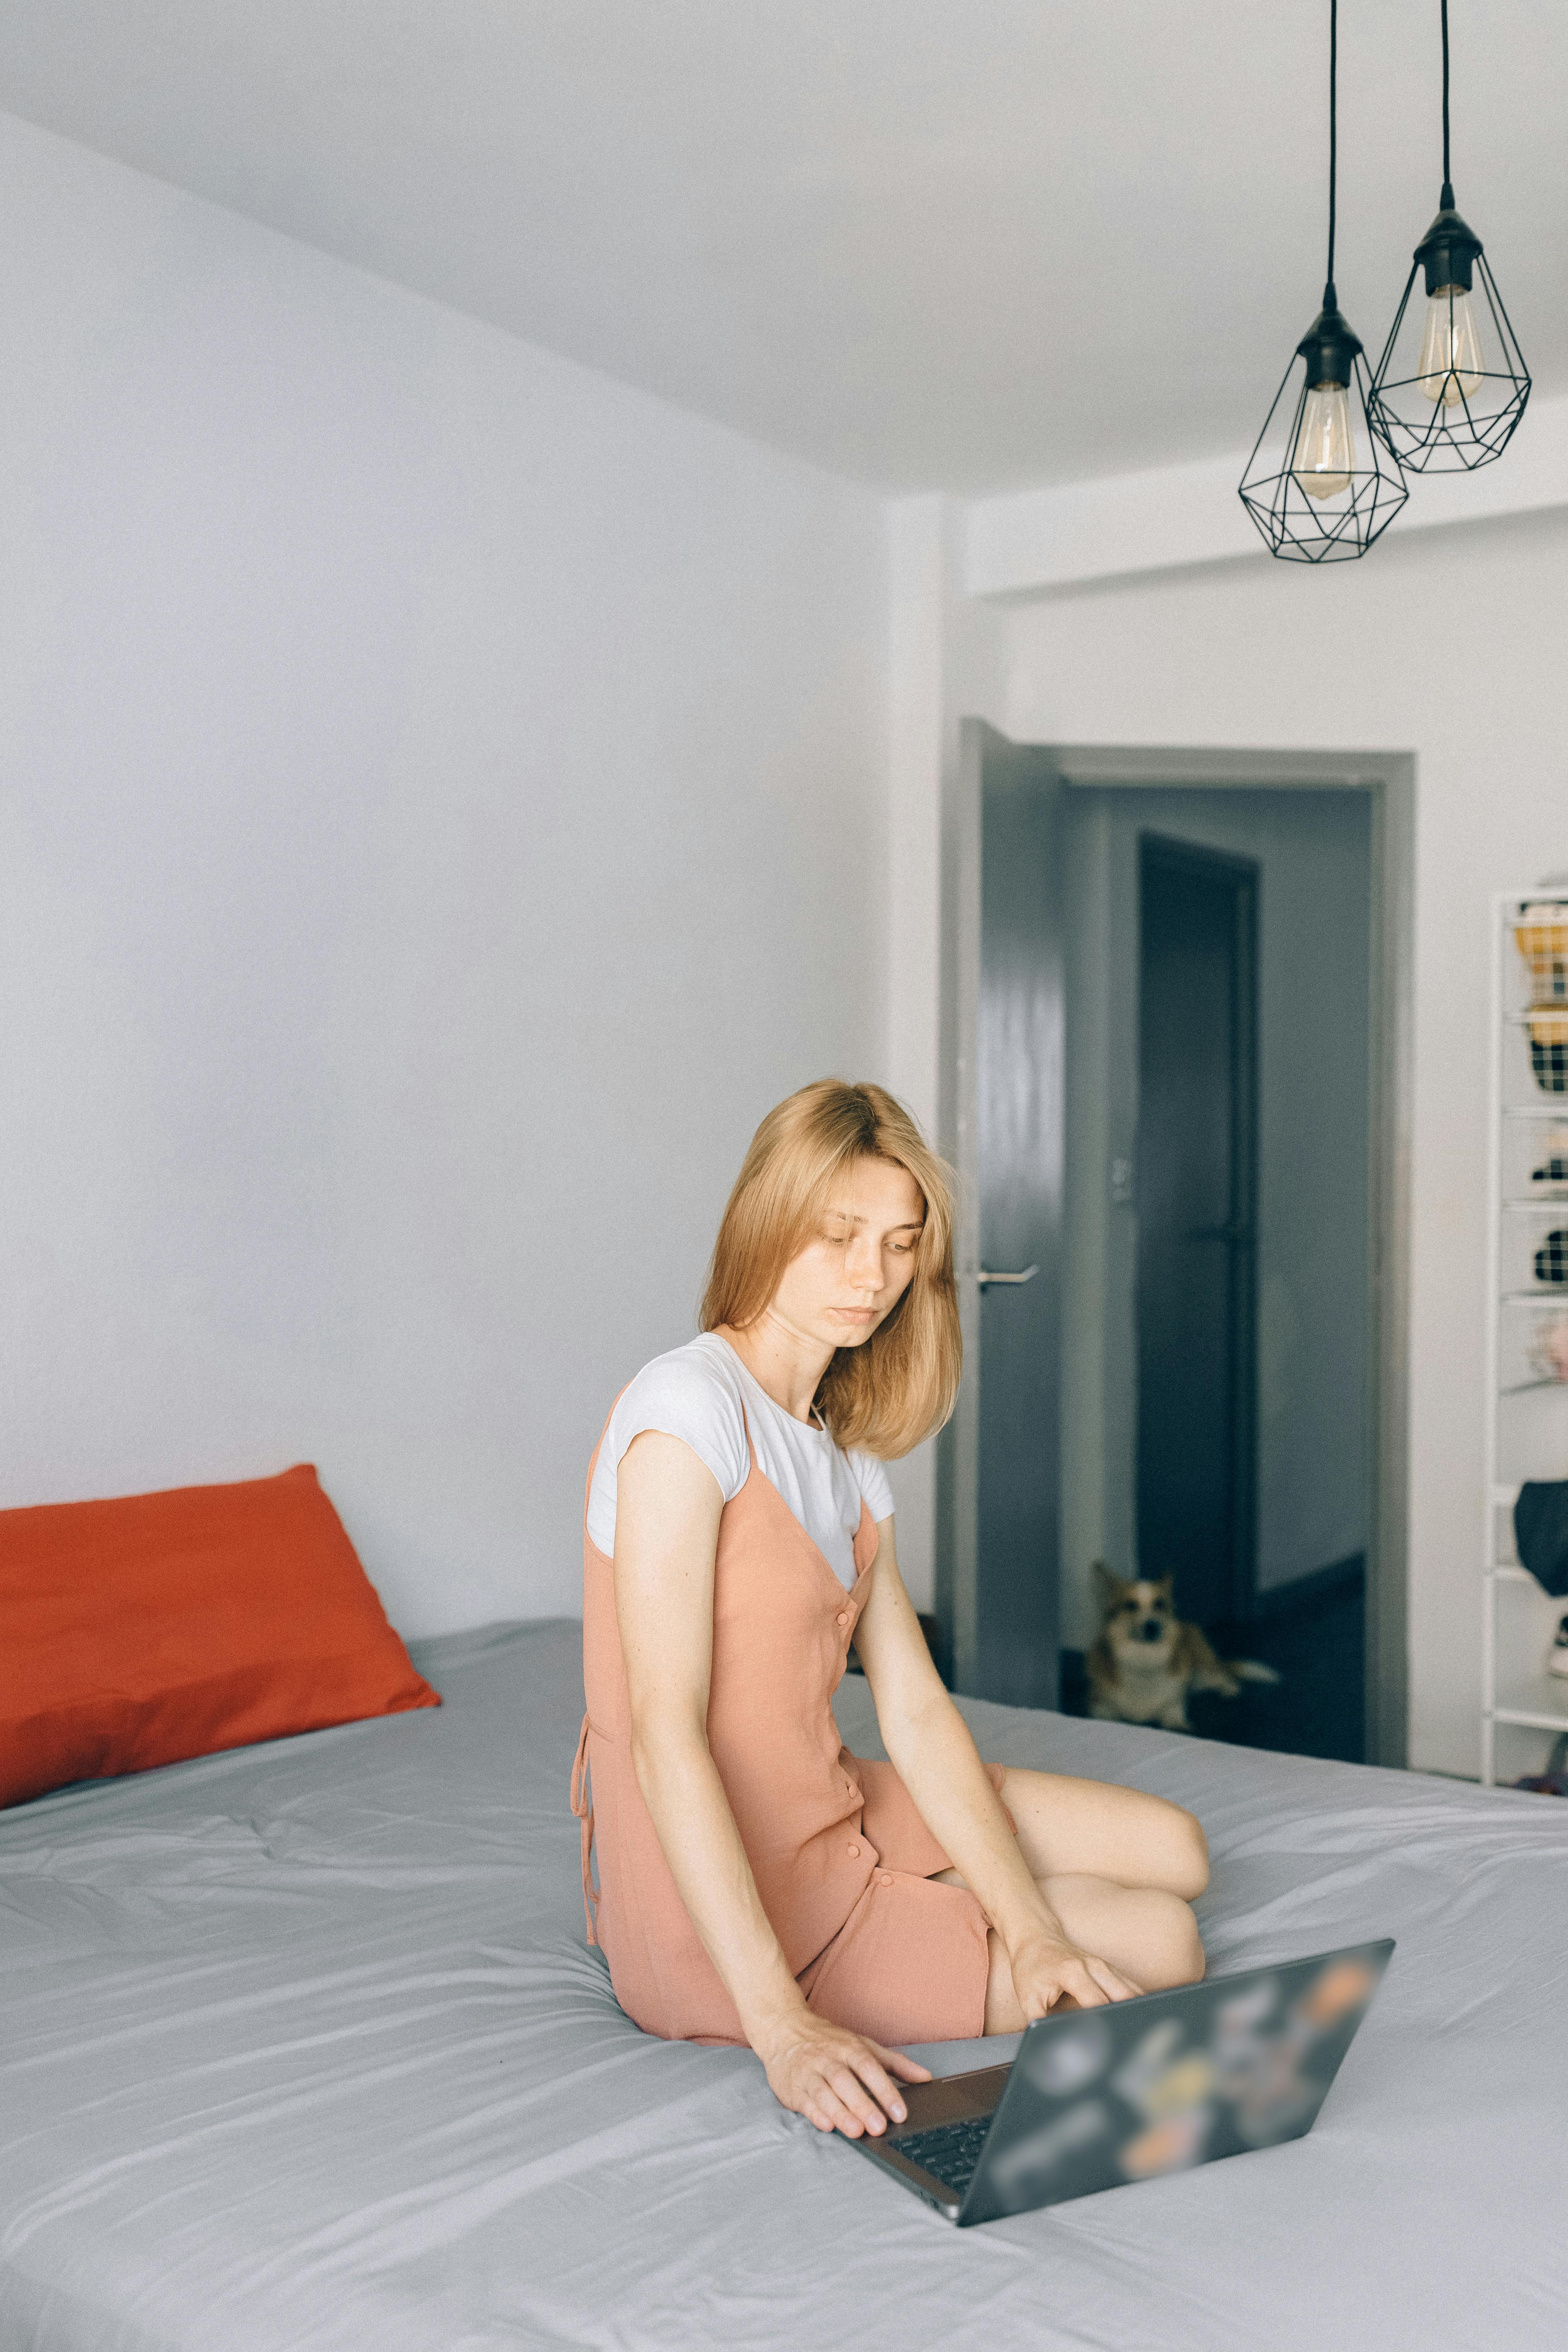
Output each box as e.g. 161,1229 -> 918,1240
1239,0 -> 1407,561
1366,2 -> 1530,471
1239,289 -> 1408,562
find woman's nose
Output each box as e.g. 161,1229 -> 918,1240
845,1233 -> 882,1291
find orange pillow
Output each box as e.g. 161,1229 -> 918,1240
0,1464 -> 439,1809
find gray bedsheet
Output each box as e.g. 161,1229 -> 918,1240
2,1619 -> 1564,2351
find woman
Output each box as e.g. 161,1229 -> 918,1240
572,1080 -> 1207,2144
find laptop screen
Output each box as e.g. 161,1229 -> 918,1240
964,1941 -> 1392,2224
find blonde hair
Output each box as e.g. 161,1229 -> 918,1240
699,1080 -> 961,1457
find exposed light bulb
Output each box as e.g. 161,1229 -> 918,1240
1290,381 -> 1355,499
1416,284 -> 1485,404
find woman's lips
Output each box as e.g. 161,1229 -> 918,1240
831,1307 -> 878,1324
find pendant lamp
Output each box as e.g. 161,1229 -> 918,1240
1239,0 -> 1407,562
1366,0 -> 1529,471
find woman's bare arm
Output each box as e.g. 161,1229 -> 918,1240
853,1521 -> 1137,2016
613,1432 -> 929,2134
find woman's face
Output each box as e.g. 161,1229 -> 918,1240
769,1156 -> 926,1353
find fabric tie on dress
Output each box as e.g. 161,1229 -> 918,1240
569,1711 -> 598,1947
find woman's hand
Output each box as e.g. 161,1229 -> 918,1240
1005,1926 -> 1141,2018
755,2009 -> 932,2138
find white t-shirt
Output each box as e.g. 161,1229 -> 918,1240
586,1333 -> 895,1590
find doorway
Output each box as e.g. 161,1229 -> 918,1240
1136,835 -> 1259,1629
940,729 -> 1413,1768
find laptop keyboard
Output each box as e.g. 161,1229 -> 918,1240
891,2115 -> 993,2195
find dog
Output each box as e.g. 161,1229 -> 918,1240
1085,1563 -> 1280,1731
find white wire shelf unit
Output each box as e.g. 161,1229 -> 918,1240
1483,889 -> 1568,1785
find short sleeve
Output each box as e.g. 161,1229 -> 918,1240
606,1348 -> 751,1505
848,1449 -> 896,1524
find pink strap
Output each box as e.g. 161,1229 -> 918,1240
573,1397 -> 625,1950
582,1386 -> 630,1526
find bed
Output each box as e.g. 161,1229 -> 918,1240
2,1617 -> 1564,2352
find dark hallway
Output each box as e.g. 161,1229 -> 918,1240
1060,1555 -> 1365,1763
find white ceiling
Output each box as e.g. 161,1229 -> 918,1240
0,0 -> 1562,493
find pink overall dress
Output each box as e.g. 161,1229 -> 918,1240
570,1406 -> 998,2047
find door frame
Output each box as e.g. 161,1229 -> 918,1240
939,728 -> 1415,1769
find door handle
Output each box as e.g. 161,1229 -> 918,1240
977,1264 -> 1039,1289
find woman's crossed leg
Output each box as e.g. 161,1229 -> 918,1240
936,1764 -> 1207,2031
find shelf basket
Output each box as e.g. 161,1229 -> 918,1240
1528,1006 -> 1568,1096
1514,904 -> 1568,1003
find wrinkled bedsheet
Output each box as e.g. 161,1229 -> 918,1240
2,1617 -> 1565,2352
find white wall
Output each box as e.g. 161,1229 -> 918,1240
0,114 -> 889,1635
1060,786 -> 1371,1649
1002,510 -> 1568,1775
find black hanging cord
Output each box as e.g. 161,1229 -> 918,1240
1324,0 -> 1338,303
1440,0 -> 1453,206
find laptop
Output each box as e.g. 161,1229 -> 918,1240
849,1937 -> 1393,2226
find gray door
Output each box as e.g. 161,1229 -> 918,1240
938,722 -> 1065,1708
